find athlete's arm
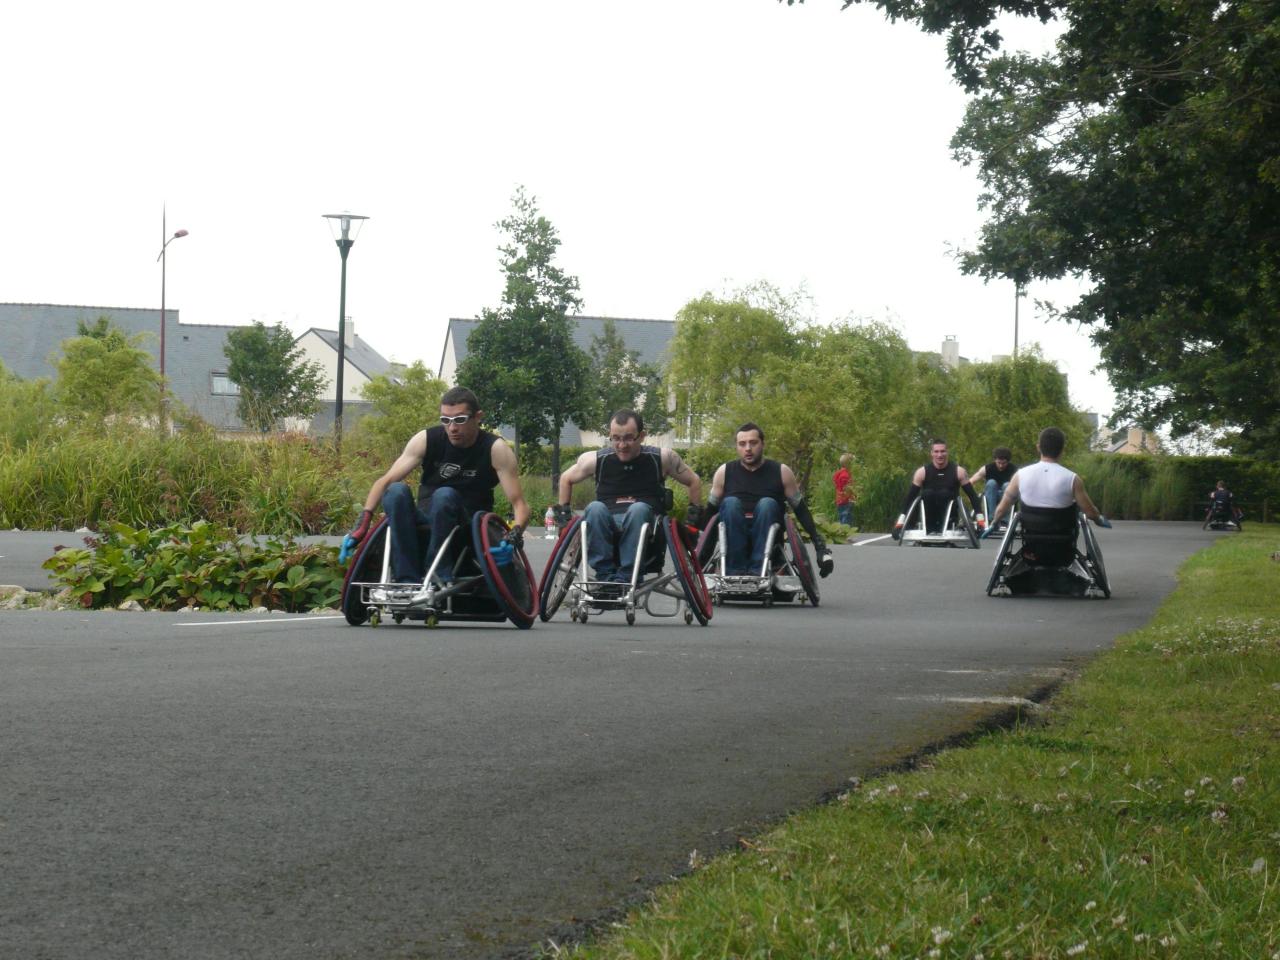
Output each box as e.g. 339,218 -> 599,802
661,448 -> 702,503
1072,475 -> 1103,524
990,472 -> 1020,526
557,450 -> 597,504
705,464 -> 726,509
360,430 -> 428,512
491,439 -> 530,530
970,465 -> 987,485
901,465 -> 926,513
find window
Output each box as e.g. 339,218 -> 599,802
211,373 -> 240,396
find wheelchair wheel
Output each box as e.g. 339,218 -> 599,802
472,512 -> 539,629
664,517 -> 713,626
342,516 -> 389,625
985,511 -> 1019,596
1080,518 -> 1111,599
957,498 -> 981,549
695,513 -> 720,570
897,496 -> 922,546
784,516 -> 820,606
538,516 -> 582,621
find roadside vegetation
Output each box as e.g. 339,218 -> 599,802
559,526 -> 1280,959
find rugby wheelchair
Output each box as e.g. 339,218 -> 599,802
342,511 -> 539,629
695,511 -> 820,607
985,505 -> 1110,598
1203,500 -> 1243,532
537,497 -> 713,626
898,493 -> 982,549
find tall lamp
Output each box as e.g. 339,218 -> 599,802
322,212 -> 368,453
156,208 -> 189,431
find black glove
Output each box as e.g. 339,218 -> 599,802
552,503 -> 574,527
503,524 -> 525,552
814,537 -> 833,578
685,503 -> 705,530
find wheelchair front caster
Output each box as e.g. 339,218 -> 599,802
425,614 -> 438,628
369,609 -> 381,627
625,606 -> 636,626
684,609 -> 693,625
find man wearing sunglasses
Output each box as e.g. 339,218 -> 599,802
555,408 -> 703,585
339,386 -> 530,588
706,422 -> 834,578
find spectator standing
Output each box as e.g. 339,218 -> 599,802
833,453 -> 854,527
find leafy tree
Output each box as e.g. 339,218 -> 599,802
353,361 -> 447,461
455,186 -> 592,482
786,0 -> 1280,455
54,316 -> 161,424
588,318 -> 671,436
223,321 -> 326,433
0,361 -> 56,448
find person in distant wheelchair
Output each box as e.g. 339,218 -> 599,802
555,409 -> 702,585
1204,480 -> 1243,530
969,446 -> 1017,527
985,426 -> 1112,597
705,423 -> 833,578
894,439 -> 983,543
339,386 -> 530,598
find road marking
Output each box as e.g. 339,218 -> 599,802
855,534 -> 893,546
176,616 -> 345,627
896,695 -> 1040,707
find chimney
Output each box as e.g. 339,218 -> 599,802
940,335 -> 960,370
344,318 -> 355,349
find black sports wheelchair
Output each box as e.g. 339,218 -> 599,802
537,491 -> 713,626
342,512 -> 539,629
985,505 -> 1111,599
1203,499 -> 1243,532
694,510 -> 820,607
898,493 -> 982,549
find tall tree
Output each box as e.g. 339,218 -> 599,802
54,316 -> 161,424
588,319 -> 671,435
455,187 -> 592,482
786,0 -> 1280,454
223,321 -> 326,433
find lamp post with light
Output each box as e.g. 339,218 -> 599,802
322,212 -> 368,453
156,209 -> 188,431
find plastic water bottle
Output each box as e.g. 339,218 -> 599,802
544,505 -> 557,539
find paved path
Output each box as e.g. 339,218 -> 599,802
0,522 -> 1211,958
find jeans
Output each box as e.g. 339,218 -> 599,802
583,500 -> 655,581
836,502 -> 853,526
984,479 -> 1009,521
382,483 -> 469,583
719,495 -> 782,575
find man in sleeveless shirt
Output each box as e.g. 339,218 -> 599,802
895,439 -> 982,538
1207,480 -> 1242,529
987,426 -> 1110,531
338,386 -> 531,587
706,422 -> 834,578
556,409 -> 703,584
970,446 -> 1017,525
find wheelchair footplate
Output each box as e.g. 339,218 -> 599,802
351,572 -> 498,626
567,571 -> 694,625
900,527 -> 973,547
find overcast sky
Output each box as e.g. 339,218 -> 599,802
5,0 -> 1113,415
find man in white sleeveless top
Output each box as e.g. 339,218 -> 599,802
987,426 -> 1111,532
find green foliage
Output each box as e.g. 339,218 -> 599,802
54,316 -> 161,424
587,318 -> 671,436
0,360 -> 56,448
455,186 -> 593,469
352,360 -> 447,462
42,521 -> 343,611
224,321 -> 326,432
1072,453 -> 1280,521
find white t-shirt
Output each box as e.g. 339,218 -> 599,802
1017,461 -> 1077,509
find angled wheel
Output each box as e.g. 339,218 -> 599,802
957,497 -> 981,548
695,512 -> 720,570
664,517 -> 713,626
538,516 -> 583,621
898,496 -> 922,547
1080,516 -> 1111,599
472,512 -> 539,628
784,516 -> 820,606
985,511 -> 1019,596
342,516 -> 389,625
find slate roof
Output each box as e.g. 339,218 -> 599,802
303,327 -> 397,382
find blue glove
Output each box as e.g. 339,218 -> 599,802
338,510 -> 373,564
1095,515 -> 1113,529
980,526 -> 997,540
489,540 -> 515,567
338,535 -> 359,564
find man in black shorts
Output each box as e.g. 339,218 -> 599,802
970,446 -> 1017,524
706,422 -> 833,578
338,386 -> 530,592
895,439 -> 982,538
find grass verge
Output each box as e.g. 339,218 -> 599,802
561,528 -> 1280,959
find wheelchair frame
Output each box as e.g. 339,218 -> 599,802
696,512 -> 820,607
342,511 -> 539,628
985,507 -> 1111,599
538,513 -> 712,626
898,494 -> 981,549
1202,501 -> 1242,532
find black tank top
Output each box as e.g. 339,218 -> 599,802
984,460 -> 1017,485
722,459 -> 785,511
921,460 -> 959,493
416,426 -> 500,513
594,446 -> 665,514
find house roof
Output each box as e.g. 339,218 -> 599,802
300,327 -> 396,383
441,314 -> 675,376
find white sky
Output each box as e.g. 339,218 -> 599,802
4,0 -> 1113,416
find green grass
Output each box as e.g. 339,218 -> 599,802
561,528 -> 1280,959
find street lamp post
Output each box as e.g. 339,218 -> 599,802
156,207 -> 189,431
1013,281 -> 1026,359
322,212 -> 368,454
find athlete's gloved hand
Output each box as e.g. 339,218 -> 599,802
488,540 -> 515,567
814,537 -> 834,578
684,503 -> 705,530
1094,515 -> 1113,529
981,525 -> 997,540
338,509 -> 372,564
502,523 -> 525,552
891,514 -> 906,541
553,503 -> 574,527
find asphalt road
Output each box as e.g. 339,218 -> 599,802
0,522 -> 1213,959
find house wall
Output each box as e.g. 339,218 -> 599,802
294,328 -> 369,403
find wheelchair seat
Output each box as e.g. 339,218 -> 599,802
1017,505 -> 1078,566
985,505 -> 1110,599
